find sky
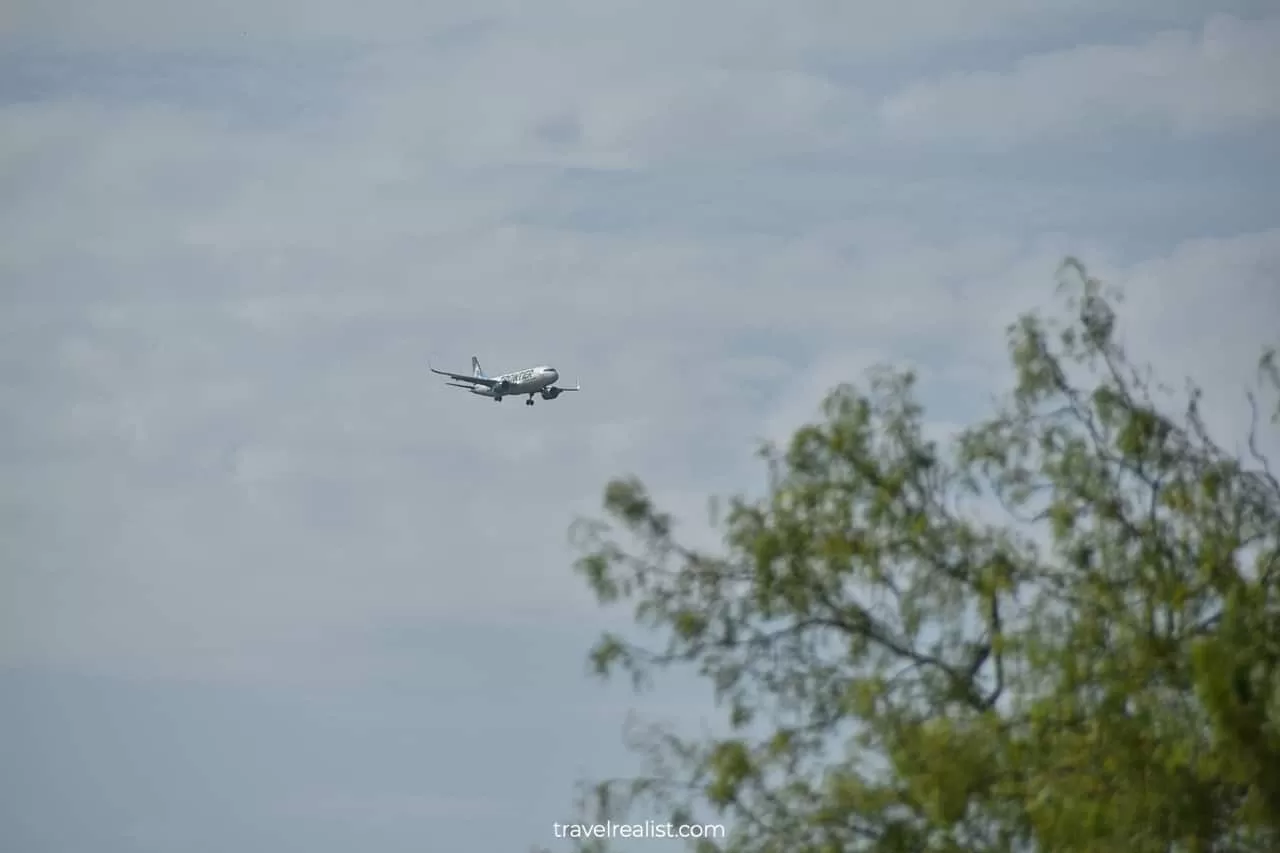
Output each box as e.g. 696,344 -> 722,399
2,2 -> 1280,851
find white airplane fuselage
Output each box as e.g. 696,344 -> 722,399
468,366 -> 559,398
431,356 -> 579,406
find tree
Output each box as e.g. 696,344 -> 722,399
551,261 -> 1280,853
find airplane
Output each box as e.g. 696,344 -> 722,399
430,356 -> 580,406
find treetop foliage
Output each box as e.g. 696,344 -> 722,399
552,260 -> 1279,853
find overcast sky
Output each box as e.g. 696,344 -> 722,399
3,2 -> 1280,851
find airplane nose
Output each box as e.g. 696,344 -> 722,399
546,369 -> 559,382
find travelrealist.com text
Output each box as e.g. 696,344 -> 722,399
552,821 -> 727,840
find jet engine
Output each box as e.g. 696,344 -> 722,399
541,387 -> 561,400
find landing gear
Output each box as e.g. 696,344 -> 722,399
526,395 -> 535,406
493,396 -> 502,402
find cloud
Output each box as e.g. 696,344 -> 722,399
4,0 -> 1240,56
881,14 -> 1280,148
6,208 -> 1273,685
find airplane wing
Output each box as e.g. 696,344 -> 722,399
430,365 -> 498,387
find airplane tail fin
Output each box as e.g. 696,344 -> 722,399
471,356 -> 485,378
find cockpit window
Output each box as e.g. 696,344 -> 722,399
545,366 -> 556,372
